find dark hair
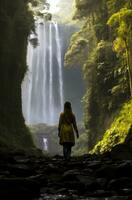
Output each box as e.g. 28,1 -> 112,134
64,101 -> 72,113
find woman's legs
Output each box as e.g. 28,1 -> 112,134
67,144 -> 71,160
63,143 -> 72,160
63,143 -> 67,160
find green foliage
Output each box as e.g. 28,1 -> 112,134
64,31 -> 89,67
107,0 -> 126,14
74,0 -> 103,19
91,100 -> 132,154
107,7 -> 132,96
73,131 -> 88,156
82,40 -> 129,149
65,0 -> 131,151
107,8 -> 132,46
64,20 -> 96,67
0,124 -> 35,153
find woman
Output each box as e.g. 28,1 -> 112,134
58,101 -> 79,160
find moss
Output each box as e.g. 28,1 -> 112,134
90,100 -> 132,154
65,0 -> 130,151
0,122 -> 36,153
64,19 -> 96,67
73,131 -> 89,156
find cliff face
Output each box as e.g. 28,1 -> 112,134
91,100 -> 132,155
65,0 -> 132,151
0,0 -> 35,151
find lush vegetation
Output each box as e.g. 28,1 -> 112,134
72,131 -> 88,156
65,0 -> 132,151
91,100 -> 132,154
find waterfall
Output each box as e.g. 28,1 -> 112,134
22,21 -> 83,125
55,22 -> 64,111
22,21 -> 64,125
49,22 -> 54,123
43,137 -> 48,151
42,22 -> 47,121
22,34 -> 34,124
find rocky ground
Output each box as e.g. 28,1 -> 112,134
1,151 -> 132,200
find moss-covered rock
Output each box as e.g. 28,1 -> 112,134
91,100 -> 132,154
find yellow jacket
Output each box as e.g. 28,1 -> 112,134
58,112 -> 78,146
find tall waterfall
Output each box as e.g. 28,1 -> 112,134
22,21 -> 64,125
22,21 -> 84,125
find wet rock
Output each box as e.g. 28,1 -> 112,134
107,197 -> 128,200
7,163 -> 35,177
115,161 -> 132,178
92,190 -> 113,197
13,156 -> 30,164
0,178 -> 40,199
96,178 -> 107,188
62,169 -> 80,181
76,175 -> 100,190
87,161 -> 102,170
127,195 -> 132,200
107,177 -> 132,190
118,188 -> 132,196
111,144 -> 132,160
1,153 -> 132,199
95,165 -> 116,178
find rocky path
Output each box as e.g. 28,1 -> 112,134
1,152 -> 132,200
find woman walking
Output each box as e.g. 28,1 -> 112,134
58,101 -> 79,160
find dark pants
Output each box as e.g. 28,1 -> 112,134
63,142 -> 72,160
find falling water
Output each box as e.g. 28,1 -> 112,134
43,138 -> 48,151
22,21 -> 64,125
49,22 -> 54,122
42,22 -> 47,121
55,22 -> 64,110
22,21 -> 83,125
26,42 -> 33,123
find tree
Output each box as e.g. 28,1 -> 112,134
108,8 -> 132,97
65,0 -> 130,150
